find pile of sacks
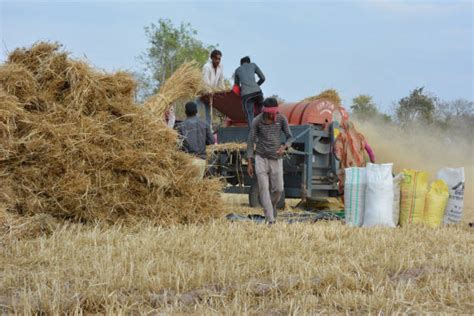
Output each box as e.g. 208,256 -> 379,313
344,164 -> 465,228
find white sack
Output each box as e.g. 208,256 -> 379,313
363,163 -> 395,227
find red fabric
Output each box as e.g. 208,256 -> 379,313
364,143 -> 375,163
334,121 -> 370,193
232,84 -> 240,96
263,106 -> 279,122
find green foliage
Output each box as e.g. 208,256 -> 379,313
396,87 -> 436,124
350,94 -> 392,123
351,95 -> 379,119
139,19 -> 216,98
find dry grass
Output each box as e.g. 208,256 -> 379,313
302,89 -> 341,105
0,212 -> 472,314
206,142 -> 247,161
144,61 -> 204,118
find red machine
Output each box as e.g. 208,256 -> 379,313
201,91 -> 348,128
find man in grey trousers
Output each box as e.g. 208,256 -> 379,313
234,56 -> 265,126
247,97 -> 293,224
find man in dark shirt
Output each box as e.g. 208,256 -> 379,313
178,102 -> 215,178
247,97 -> 293,224
234,56 -> 265,126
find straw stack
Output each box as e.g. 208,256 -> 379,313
303,89 -> 341,105
0,42 -> 223,225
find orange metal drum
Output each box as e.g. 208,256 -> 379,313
202,91 -> 348,127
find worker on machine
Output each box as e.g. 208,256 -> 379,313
234,56 -> 265,127
247,97 -> 293,225
177,102 -> 215,179
198,49 -> 225,126
334,120 -> 375,193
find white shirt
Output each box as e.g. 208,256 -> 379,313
202,61 -> 225,90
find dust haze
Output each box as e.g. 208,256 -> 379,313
354,119 -> 474,222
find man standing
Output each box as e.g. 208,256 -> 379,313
178,102 -> 215,179
247,98 -> 293,224
234,56 -> 265,126
199,49 -> 225,126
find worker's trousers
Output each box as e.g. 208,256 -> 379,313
255,155 -> 284,222
242,92 -> 263,127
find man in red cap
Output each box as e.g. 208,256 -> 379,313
247,97 -> 293,224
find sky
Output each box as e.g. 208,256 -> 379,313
0,0 -> 472,113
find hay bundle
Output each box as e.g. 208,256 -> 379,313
303,89 -> 341,105
0,42 -> 223,225
144,61 -> 203,117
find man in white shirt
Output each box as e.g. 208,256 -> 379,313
198,49 -> 225,126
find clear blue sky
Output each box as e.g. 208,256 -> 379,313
1,0 -> 472,112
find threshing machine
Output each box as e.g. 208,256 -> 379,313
202,92 -> 348,208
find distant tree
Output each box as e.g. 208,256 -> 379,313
437,98 -> 474,119
434,98 -> 474,134
138,19 -> 216,99
396,87 -> 436,125
351,95 -> 379,119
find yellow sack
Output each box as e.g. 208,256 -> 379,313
399,169 -> 429,226
424,180 -> 449,228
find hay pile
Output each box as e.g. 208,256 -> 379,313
0,42 -> 223,225
303,89 -> 341,105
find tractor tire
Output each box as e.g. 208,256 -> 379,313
248,181 -> 286,209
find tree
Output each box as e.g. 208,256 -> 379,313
396,87 -> 436,125
139,19 -> 216,98
351,95 -> 378,119
434,98 -> 474,134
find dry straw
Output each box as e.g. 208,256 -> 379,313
144,61 -> 204,117
0,42 -> 224,226
303,88 -> 342,105
206,142 -> 247,160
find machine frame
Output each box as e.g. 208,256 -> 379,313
211,123 -> 340,206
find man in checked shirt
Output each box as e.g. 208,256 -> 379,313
247,97 -> 293,224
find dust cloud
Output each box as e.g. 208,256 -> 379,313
354,119 -> 474,222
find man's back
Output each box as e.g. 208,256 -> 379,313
178,116 -> 214,159
235,62 -> 265,96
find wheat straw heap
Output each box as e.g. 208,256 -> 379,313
0,42 -> 223,225
303,89 -> 342,105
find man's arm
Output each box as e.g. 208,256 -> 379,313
364,142 -> 375,163
255,65 -> 265,86
281,116 -> 293,148
205,124 -> 215,145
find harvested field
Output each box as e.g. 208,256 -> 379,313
0,212 -> 472,314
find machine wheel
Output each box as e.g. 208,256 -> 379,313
248,181 -> 286,209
